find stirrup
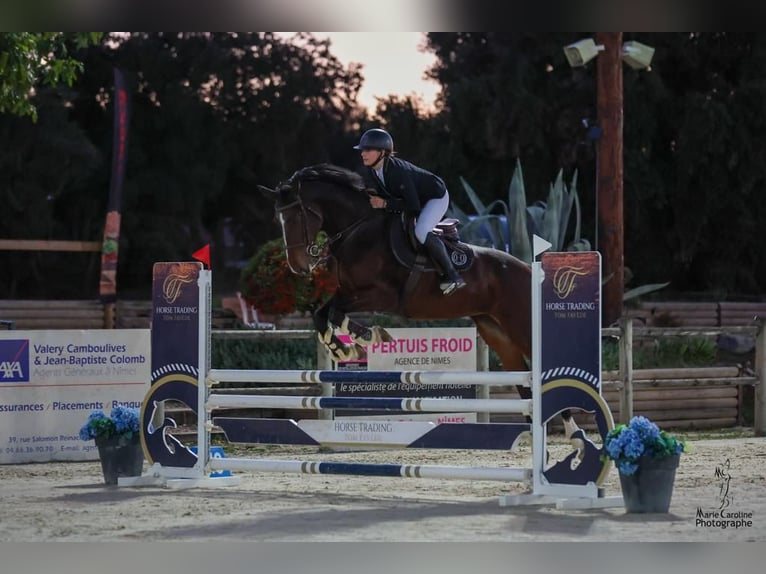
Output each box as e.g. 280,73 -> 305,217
440,277 -> 466,295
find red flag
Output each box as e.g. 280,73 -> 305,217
192,244 -> 211,269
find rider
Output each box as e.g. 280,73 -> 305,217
354,128 -> 466,295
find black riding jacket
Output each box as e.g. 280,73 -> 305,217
360,156 -> 447,215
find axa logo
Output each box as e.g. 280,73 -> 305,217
0,340 -> 30,383
552,266 -> 589,299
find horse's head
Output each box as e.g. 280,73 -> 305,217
260,164 -> 372,276
258,176 -> 323,276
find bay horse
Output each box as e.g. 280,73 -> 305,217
259,164 -> 581,447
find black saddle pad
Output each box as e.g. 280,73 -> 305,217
388,216 -> 474,272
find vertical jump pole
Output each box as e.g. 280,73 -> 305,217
196,269 -> 212,478
530,249 -> 545,496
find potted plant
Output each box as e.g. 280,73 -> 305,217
602,415 -> 687,513
79,405 -> 144,485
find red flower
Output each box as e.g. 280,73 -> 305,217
239,238 -> 336,315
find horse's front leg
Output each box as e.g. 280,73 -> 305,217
313,297 -> 366,362
337,314 -> 394,347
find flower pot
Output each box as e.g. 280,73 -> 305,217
618,453 -> 680,513
95,435 -> 144,485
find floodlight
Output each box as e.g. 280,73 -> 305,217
622,41 -> 655,70
563,38 -> 605,67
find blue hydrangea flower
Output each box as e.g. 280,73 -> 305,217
602,415 -> 686,476
111,404 -> 140,434
79,406 -> 140,441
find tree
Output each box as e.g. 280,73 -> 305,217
415,33 -> 766,299
66,32 -> 365,296
0,33 -> 102,120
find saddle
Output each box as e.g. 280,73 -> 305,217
388,214 -> 474,273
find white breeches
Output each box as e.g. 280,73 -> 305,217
415,193 -> 449,244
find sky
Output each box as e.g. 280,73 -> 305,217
281,32 -> 440,112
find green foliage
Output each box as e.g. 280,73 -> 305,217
212,337 -> 316,381
5,32 -> 766,303
623,281 -> 671,304
0,32 -> 365,298
90,33 -> 364,296
448,159 -> 589,263
0,33 -> 102,121
601,336 -> 717,371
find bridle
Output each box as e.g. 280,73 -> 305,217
275,180 -> 371,269
274,182 -> 322,255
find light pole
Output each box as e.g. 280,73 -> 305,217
563,34 -> 654,326
596,32 -> 623,327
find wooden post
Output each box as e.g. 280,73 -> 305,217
618,316 -> 633,423
596,32 -> 624,327
476,336 -> 490,423
755,321 -> 765,436
103,302 -> 116,329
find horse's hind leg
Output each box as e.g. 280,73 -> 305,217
472,315 -> 528,370
472,314 -> 531,415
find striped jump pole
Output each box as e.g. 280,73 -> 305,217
208,458 -> 531,482
206,394 -> 531,415
206,369 -> 531,387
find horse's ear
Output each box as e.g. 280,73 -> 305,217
257,185 -> 276,196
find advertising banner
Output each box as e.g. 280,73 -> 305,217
335,327 -> 477,421
335,327 -> 477,400
541,251 -> 602,391
150,261 -> 202,375
0,330 -> 150,464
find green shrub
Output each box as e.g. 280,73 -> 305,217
212,337 -> 317,387
601,336 -> 716,371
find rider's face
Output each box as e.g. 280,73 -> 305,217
360,148 -> 385,169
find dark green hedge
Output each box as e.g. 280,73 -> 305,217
212,337 -> 317,372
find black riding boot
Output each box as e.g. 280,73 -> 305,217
423,232 -> 466,295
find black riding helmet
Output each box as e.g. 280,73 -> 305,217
353,128 -> 393,153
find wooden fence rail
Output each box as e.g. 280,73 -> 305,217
603,320 -> 763,434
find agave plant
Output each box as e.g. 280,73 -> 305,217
447,158 -> 590,263
448,159 -> 668,303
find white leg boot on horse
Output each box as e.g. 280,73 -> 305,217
319,327 -> 365,362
